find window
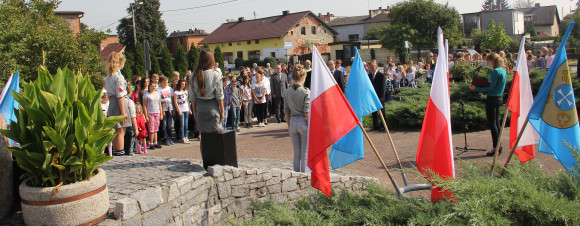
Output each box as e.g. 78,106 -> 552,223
223,52 -> 234,62
311,26 -> 316,34
247,40 -> 251,45
221,43 -> 225,47
291,31 -> 294,35
324,29 -> 327,34
270,52 -> 276,57
255,40 -> 260,44
228,42 -> 232,46
348,34 -> 360,41
179,38 -> 184,45
237,42 -> 241,45
237,51 -> 243,59
248,50 -> 260,59
301,27 -> 306,35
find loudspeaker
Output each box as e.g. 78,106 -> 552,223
200,130 -> 238,169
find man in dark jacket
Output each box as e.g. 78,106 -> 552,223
328,60 -> 345,92
368,60 -> 386,131
270,64 -> 288,122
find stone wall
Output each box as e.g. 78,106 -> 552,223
101,165 -> 377,225
0,116 -> 13,221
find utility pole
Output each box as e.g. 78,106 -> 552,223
131,1 -> 143,47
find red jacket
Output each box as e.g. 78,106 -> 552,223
136,115 -> 148,138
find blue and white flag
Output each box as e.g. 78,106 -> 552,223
0,72 -> 19,125
330,47 -> 383,169
527,22 -> 580,172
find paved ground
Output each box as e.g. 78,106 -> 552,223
143,116 -> 565,197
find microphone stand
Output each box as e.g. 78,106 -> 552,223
456,99 -> 487,156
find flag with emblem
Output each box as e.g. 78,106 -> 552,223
527,21 -> 579,173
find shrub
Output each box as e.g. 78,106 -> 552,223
263,57 -> 277,67
234,58 -> 245,68
245,156 -> 580,225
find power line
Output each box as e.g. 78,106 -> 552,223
161,0 -> 239,13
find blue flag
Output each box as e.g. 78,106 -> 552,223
0,71 -> 19,125
527,22 -> 579,173
330,47 -> 383,169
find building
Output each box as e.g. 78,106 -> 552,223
519,4 -> 560,37
328,7 -> 391,42
462,9 -> 525,39
55,11 -> 84,35
317,12 -> 336,22
199,10 -> 337,63
167,28 -> 208,55
99,35 -> 119,52
99,43 -> 125,60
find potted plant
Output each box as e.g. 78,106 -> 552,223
0,67 -> 124,225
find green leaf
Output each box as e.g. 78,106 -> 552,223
103,115 -> 125,128
87,129 -> 111,145
51,68 -> 66,102
76,102 -> 92,130
64,156 -> 82,166
74,117 -> 88,143
37,90 -> 60,118
43,126 -> 65,155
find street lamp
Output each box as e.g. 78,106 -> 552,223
131,1 -> 143,47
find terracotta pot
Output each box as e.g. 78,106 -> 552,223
19,168 -> 109,225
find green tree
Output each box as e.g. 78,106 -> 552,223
471,20 -> 514,51
560,11 -> 580,45
203,43 -> 210,49
117,0 -> 168,55
514,0 -> 535,9
0,0 -> 106,88
482,0 -> 510,10
187,44 -> 200,71
132,41 -> 146,78
150,53 -> 161,74
174,44 -> 188,76
121,49 -> 134,80
373,0 -> 463,61
524,21 -> 536,37
495,0 -> 510,9
159,45 -> 174,78
214,46 -> 225,73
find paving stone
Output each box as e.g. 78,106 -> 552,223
131,186 -> 164,213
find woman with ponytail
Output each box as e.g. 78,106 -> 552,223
189,50 -> 225,135
105,51 -> 129,156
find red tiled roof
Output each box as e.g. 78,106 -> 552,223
536,32 -> 553,38
200,11 -> 336,45
100,43 -> 125,60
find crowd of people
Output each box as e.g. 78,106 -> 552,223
101,45 -> 551,170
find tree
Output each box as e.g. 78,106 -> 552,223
159,45 -> 174,78
132,41 -> 146,78
214,46 -> 225,73
370,49 -> 376,60
375,0 -> 463,61
121,49 -> 134,80
203,43 -> 210,49
174,44 -> 188,76
560,11 -> 580,45
471,20 -> 514,51
514,0 -> 534,9
0,0 -> 106,88
482,0 -> 510,10
150,53 -> 161,74
187,44 -> 200,71
117,0 -> 168,55
524,21 -> 537,37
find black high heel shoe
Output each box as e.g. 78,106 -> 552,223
486,146 -> 503,156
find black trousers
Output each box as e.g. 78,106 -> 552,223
486,96 -> 503,148
272,96 -> 282,121
372,107 -> 386,129
255,103 -> 266,123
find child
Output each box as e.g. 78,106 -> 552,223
143,82 -> 163,150
242,75 -> 253,128
157,76 -> 174,146
131,76 -> 141,103
135,103 -> 148,154
123,90 -> 138,156
101,90 -> 112,156
252,69 -> 267,127
406,66 -> 416,88
222,76 -> 232,129
229,78 -> 242,132
173,79 -> 190,143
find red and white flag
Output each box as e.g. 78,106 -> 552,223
308,45 -> 359,197
416,27 -> 454,202
509,37 -> 539,162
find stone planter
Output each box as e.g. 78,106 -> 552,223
19,168 -> 109,225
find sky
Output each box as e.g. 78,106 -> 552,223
57,0 -> 576,35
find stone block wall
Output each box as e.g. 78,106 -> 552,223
101,165 -> 377,225
0,116 -> 13,221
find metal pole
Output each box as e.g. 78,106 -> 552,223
377,110 -> 408,185
499,118 -> 529,177
132,5 -> 137,47
357,123 -> 401,195
489,109 -> 510,177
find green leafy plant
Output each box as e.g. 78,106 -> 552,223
0,67 -> 124,187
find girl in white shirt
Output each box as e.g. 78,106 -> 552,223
143,82 -> 163,149
173,79 -> 191,143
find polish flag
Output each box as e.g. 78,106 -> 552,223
308,45 -> 359,197
416,28 -> 454,202
509,37 -> 539,162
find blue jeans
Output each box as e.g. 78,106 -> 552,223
161,110 -> 172,141
232,107 -> 240,129
176,111 -> 190,139
222,107 -> 229,129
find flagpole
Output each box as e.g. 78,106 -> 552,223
499,118 -> 529,177
357,122 -> 401,195
377,110 -> 408,185
489,110 -> 510,177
